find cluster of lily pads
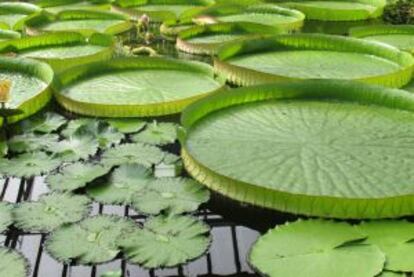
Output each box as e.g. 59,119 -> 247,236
1,0 -> 414,276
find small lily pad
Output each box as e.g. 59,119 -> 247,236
0,248 -> 29,277
8,133 -> 59,153
132,122 -> 178,146
0,151 -> 61,178
46,162 -> 110,192
106,118 -> 147,134
118,215 -> 211,268
0,202 -> 13,233
46,134 -> 99,162
87,164 -> 152,205
19,112 -> 67,134
100,143 -> 165,168
13,193 -> 91,232
45,215 -> 137,265
131,177 -> 210,215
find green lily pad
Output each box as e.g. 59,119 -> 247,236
106,118 -> 147,134
0,2 -> 40,29
358,221 -> 414,272
249,220 -> 385,277
87,164 -> 152,205
132,122 -> 178,146
45,215 -> 137,264
0,202 -> 13,233
8,133 -> 59,153
0,248 -> 29,277
46,162 -> 111,192
13,192 -> 91,232
118,215 -> 211,268
0,151 -> 61,178
46,134 -> 99,162
101,143 -> 165,168
18,112 -> 67,134
131,177 -> 210,215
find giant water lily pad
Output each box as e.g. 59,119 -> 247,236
0,32 -> 115,72
249,220 -> 385,277
87,164 -> 153,205
0,202 -> 13,233
54,57 -> 224,117
24,9 -> 133,36
278,0 -> 385,21
193,3 -> 305,31
176,22 -> 282,55
118,215 -> 211,268
13,193 -> 91,232
0,29 -> 20,42
45,215 -> 137,264
358,221 -> 414,272
131,177 -> 210,215
181,80 -> 414,218
350,25 -> 414,54
36,0 -> 112,13
0,2 -> 40,29
0,151 -> 61,178
215,34 -> 414,87
0,57 -> 54,123
0,248 -> 29,277
46,162 -> 110,192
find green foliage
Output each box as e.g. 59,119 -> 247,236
46,162 -> 111,192
131,122 -> 178,146
131,177 -> 209,215
105,118 -> 146,134
384,0 -> 414,24
0,151 -> 61,178
0,202 -> 13,233
18,112 -> 67,134
118,215 -> 211,268
45,215 -> 137,264
8,133 -> 59,153
46,134 -> 99,162
13,193 -> 91,232
0,248 -> 29,277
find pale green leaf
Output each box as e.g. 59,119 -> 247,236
0,248 -> 29,277
106,118 -> 146,134
0,202 -> 13,233
8,133 -> 59,153
132,122 -> 178,146
46,134 -> 99,162
19,112 -> 67,133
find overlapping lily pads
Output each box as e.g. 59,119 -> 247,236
131,122 -> 178,146
181,80 -> 414,218
54,57 -> 224,117
0,57 -> 54,123
0,2 -> 40,30
100,143 -> 165,167
13,193 -> 91,232
350,25 -> 414,54
214,34 -> 414,87
0,32 -> 115,72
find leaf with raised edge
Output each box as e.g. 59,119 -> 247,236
0,151 -> 61,178
118,215 -> 211,268
8,133 -> 59,153
18,112 -> 67,134
100,143 -> 165,168
87,164 -> 152,205
249,220 -> 385,277
106,118 -> 147,134
13,192 -> 91,232
46,162 -> 111,192
0,248 -> 29,277
0,202 -> 13,233
358,220 -> 414,272
131,177 -> 209,215
45,215 -> 137,265
132,122 -> 178,146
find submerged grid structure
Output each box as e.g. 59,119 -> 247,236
1,175 -> 263,277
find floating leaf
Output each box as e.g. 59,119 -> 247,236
19,112 -> 67,134
13,193 -> 91,232
249,220 -> 385,277
0,151 -> 61,177
87,164 -> 152,205
0,248 -> 29,277
132,122 -> 178,146
8,133 -> 59,153
46,134 -> 99,162
106,118 -> 146,134
131,178 -> 209,215
100,143 -> 165,168
101,270 -> 122,277
358,221 -> 414,272
46,162 -> 111,192
45,215 -> 137,264
0,202 -> 13,233
118,215 -> 211,268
